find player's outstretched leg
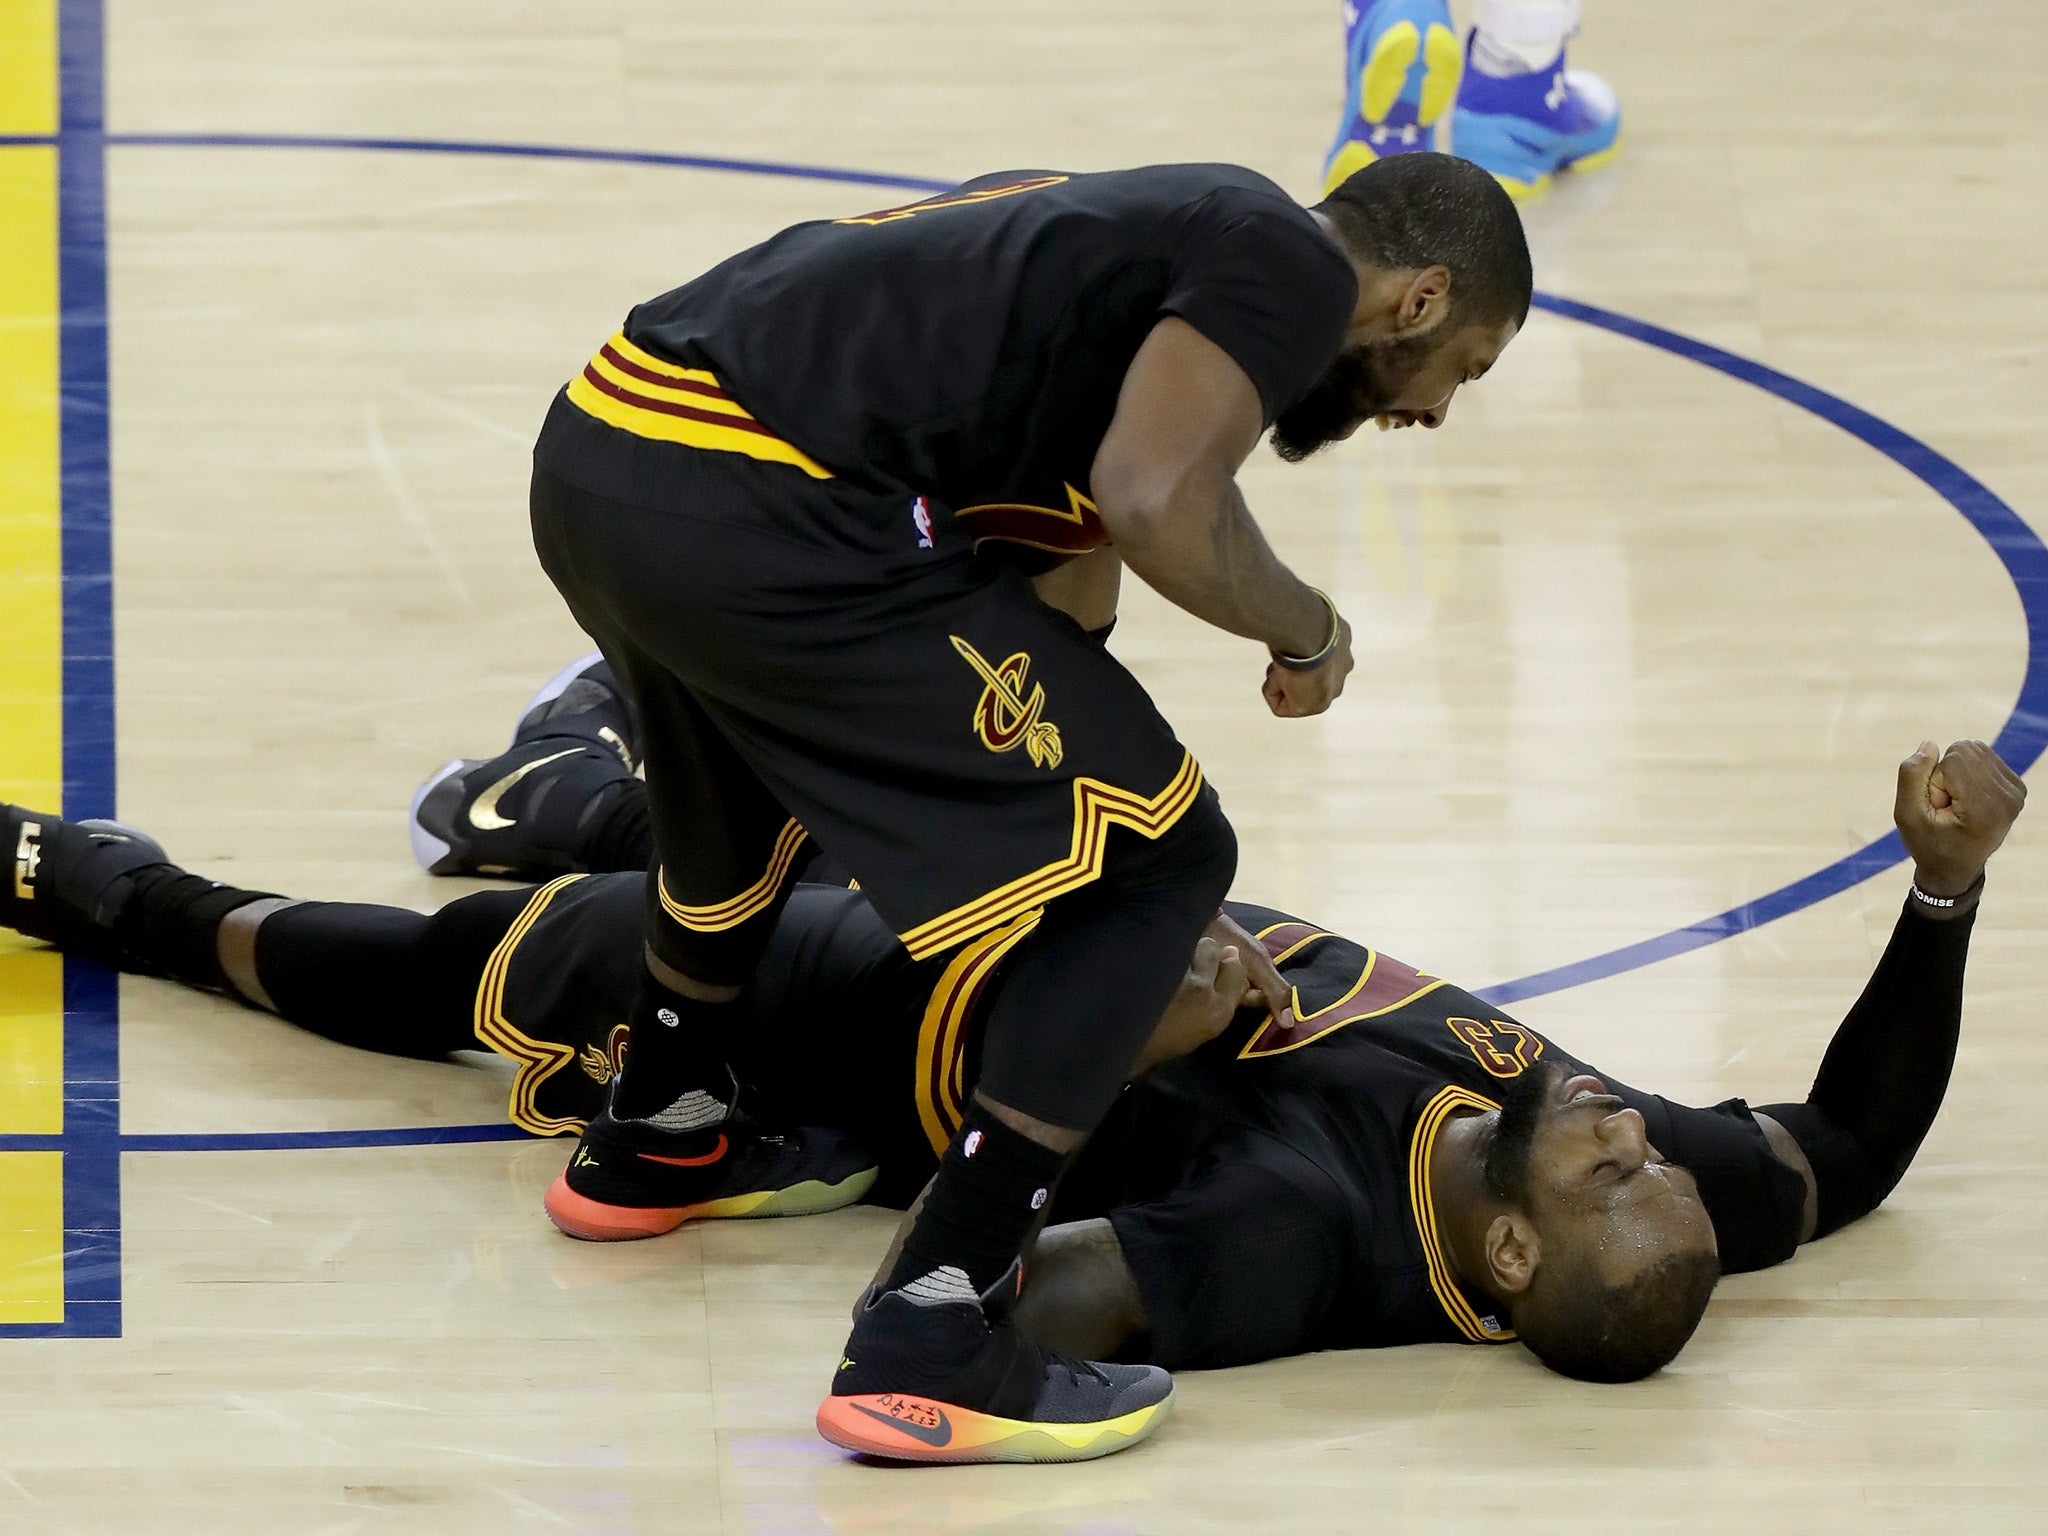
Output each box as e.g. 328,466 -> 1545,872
1,803 -> 286,988
1448,0 -> 1620,199
411,654 -> 647,879
817,1259 -> 1174,1465
1321,0 -> 1465,194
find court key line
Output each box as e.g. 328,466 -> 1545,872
6,134 -> 2041,1187
0,0 -> 121,1339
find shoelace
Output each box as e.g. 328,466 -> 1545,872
1041,1342 -> 1110,1387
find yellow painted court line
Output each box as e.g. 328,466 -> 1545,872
0,0 -> 58,137
0,0 -> 68,1326
0,144 -> 65,1142
0,1152 -> 65,1322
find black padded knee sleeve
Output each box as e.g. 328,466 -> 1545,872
975,786 -> 1237,1131
254,890 -> 531,1060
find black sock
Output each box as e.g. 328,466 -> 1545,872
113,866 -> 277,990
884,1108 -> 1066,1296
609,968 -> 740,1121
578,782 -> 654,874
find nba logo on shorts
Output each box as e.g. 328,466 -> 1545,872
963,1129 -> 983,1157
911,495 -> 935,549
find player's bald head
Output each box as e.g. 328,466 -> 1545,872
1481,1065 -> 1722,1381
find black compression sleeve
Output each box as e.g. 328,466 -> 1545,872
1759,898 -> 1975,1239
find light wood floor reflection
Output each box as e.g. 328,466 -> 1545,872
2,0 -> 2044,1530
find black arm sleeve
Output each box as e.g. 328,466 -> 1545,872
1625,1094 -> 1807,1273
1759,899 -> 1975,1240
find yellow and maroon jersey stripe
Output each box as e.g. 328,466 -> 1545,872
656,818 -> 809,933
564,331 -> 832,479
1408,1085 -> 1516,1344
472,874 -> 591,1136
954,484 -> 1110,557
898,752 -> 1204,961
911,908 -> 1046,1156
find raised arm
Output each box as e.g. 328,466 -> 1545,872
1755,740 -> 2027,1242
1089,317 -> 1355,718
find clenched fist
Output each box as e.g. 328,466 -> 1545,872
1894,739 -> 2027,898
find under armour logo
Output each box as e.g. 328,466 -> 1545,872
962,1130 -> 983,1157
1545,71 -> 1567,111
1370,123 -> 1421,147
657,1008 -> 680,1028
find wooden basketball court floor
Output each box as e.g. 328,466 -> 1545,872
2,0 -> 2044,1529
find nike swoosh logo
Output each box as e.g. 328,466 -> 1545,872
467,747 -> 582,831
636,1133 -> 728,1169
847,1399 -> 953,1448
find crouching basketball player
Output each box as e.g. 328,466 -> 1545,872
1,663 -> 2022,1404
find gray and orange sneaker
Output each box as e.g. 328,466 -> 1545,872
817,1261 -> 1175,1465
544,1077 -> 877,1241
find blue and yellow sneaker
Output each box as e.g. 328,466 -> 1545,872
1448,35 -> 1621,200
1321,0 -> 1465,195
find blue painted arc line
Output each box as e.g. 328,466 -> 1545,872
1481,298 -> 2048,1006
19,133 -> 2036,1158
103,131 -> 958,196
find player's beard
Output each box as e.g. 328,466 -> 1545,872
1482,1062 -> 1560,1205
1269,330 -> 1438,463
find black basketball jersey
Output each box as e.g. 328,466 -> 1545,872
620,164 -> 1358,561
1084,902 -> 1810,1370
476,880 -> 1806,1371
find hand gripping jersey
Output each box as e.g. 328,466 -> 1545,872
1084,903 -> 1810,1369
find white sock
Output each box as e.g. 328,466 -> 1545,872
899,1267 -> 981,1307
1471,0 -> 1577,76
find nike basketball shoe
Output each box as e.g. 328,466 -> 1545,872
817,1260 -> 1175,1465
411,653 -> 642,879
544,1071 -> 879,1240
1322,0 -> 1465,194
2,803 -> 170,967
1448,31 -> 1621,199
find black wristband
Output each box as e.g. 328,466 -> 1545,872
1908,872 -> 1984,919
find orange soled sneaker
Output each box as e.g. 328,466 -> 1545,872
544,1078 -> 878,1241
817,1261 -> 1175,1465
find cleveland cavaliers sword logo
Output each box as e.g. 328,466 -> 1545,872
949,636 -> 1064,769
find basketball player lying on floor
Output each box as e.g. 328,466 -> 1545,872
0,659 -> 2022,1385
